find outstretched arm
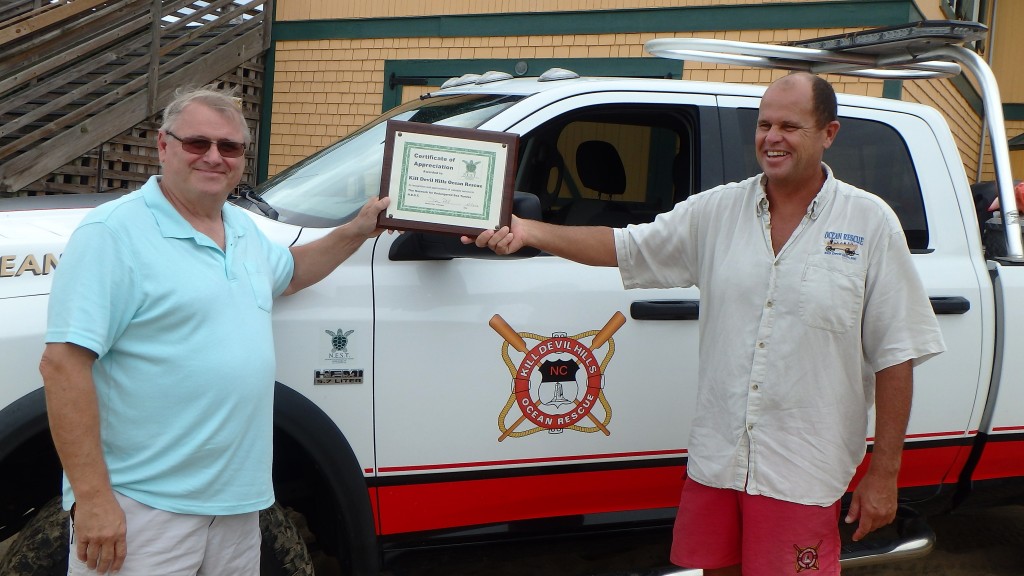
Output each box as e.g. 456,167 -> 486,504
462,215 -> 618,267
285,196 -> 390,295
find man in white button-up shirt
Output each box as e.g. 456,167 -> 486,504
466,73 -> 944,576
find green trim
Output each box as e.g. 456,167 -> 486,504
258,43 -> 276,184
882,80 -> 903,100
382,58 -> 682,112
1005,104 -> 1024,122
1009,132 -> 1024,151
274,1 -> 922,42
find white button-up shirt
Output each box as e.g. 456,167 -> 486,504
614,166 -> 945,506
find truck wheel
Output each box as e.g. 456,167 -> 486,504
260,502 -> 315,576
0,498 -> 313,576
0,496 -> 68,576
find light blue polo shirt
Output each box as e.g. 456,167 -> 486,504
46,176 -> 294,515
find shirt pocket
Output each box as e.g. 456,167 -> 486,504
798,255 -> 865,333
244,261 -> 273,312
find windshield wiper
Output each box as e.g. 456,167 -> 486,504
234,183 -> 280,220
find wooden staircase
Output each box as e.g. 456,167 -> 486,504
0,0 -> 273,196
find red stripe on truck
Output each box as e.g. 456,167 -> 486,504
375,465 -> 686,535
371,442 -> 972,536
970,437 -> 1024,481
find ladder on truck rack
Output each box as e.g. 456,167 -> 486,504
645,20 -> 1023,262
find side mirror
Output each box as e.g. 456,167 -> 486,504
389,192 -> 543,261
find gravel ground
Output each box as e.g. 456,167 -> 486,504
3,505 -> 1021,575
384,505 -> 1024,576
844,506 -> 1024,576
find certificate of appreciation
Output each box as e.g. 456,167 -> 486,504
378,120 -> 518,236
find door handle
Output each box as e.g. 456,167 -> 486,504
633,297 -> 968,319
630,300 -> 700,320
930,296 -> 970,315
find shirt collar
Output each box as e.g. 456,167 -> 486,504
755,163 -> 836,220
142,176 -> 246,243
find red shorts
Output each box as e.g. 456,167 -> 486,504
670,478 -> 841,575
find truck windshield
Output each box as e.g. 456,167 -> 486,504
254,94 -> 523,227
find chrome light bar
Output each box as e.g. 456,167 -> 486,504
644,37 -> 961,80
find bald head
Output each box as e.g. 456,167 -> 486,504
766,73 -> 837,130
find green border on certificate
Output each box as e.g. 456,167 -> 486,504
378,120 -> 518,236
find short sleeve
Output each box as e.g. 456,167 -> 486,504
616,198 -> 701,290
45,223 -> 140,358
861,228 -> 945,371
260,231 -> 294,298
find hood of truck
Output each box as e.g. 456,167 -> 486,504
0,200 -> 303,300
0,207 -> 91,299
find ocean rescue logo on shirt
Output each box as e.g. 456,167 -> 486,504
488,313 -> 625,442
822,231 -> 864,261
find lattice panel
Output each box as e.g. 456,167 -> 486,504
20,55 -> 263,197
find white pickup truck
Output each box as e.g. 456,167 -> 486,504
1,21 -> 1022,576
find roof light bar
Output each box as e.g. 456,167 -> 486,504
644,37 -> 960,80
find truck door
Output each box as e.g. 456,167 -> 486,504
371,93 -> 718,538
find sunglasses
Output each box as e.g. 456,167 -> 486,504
165,130 -> 246,158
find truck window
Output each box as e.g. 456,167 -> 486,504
255,94 -> 524,227
516,106 -> 698,228
724,109 -> 929,251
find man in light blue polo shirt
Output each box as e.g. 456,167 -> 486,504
39,86 -> 389,575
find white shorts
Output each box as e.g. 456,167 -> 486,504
68,492 -> 260,576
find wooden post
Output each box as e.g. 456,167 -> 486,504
146,0 -> 162,117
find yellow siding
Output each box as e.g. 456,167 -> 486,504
1009,121 -> 1024,180
268,28 -> 892,176
990,1 -> 1024,105
277,0 -> 802,21
914,0 -> 950,20
270,0 -> 1020,181
902,78 -> 986,178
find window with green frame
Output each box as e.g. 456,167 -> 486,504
381,58 -> 683,113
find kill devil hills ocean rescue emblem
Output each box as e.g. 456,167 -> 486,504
489,312 -> 625,441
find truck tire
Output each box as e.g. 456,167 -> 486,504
260,502 -> 315,576
0,496 -> 67,576
0,498 -> 314,576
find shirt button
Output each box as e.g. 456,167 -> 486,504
752,384 -> 759,391
757,342 -> 765,349
766,300 -> 773,308
747,424 -> 754,431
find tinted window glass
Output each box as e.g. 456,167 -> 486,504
256,94 -> 523,227
729,108 -> 929,250
517,105 -> 698,228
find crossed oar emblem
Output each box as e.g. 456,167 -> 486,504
489,312 -> 626,441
